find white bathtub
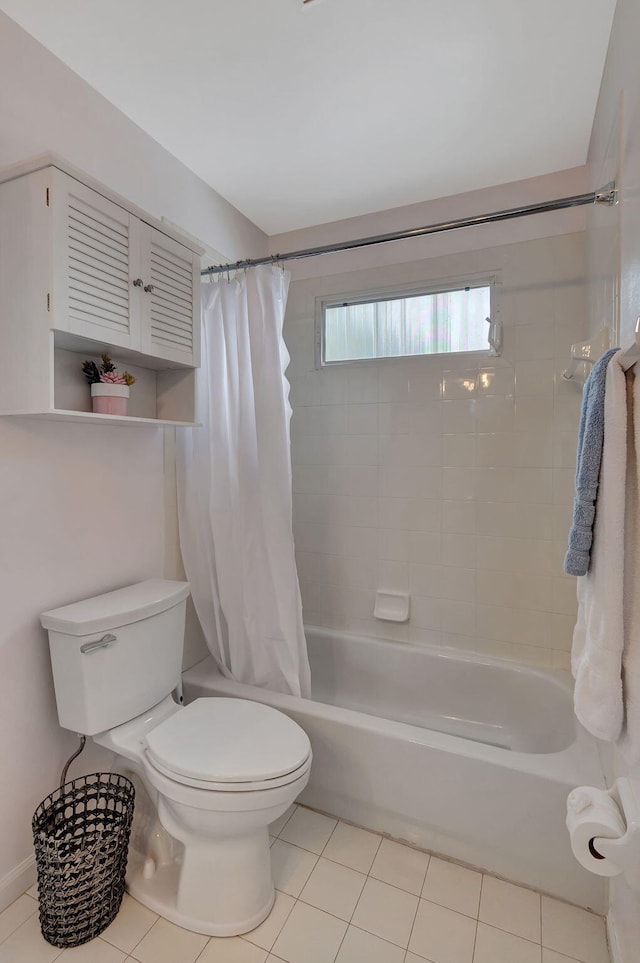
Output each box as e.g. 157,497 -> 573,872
182,626 -> 607,910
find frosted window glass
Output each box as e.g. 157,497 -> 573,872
324,285 -> 491,363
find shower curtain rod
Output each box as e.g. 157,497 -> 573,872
201,182 -> 616,277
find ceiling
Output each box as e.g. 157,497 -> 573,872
0,0 -> 617,235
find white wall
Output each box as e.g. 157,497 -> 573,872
284,224 -> 586,668
0,11 -> 266,264
0,12 -> 266,909
586,1 -> 640,959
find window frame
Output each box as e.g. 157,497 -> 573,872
315,273 -> 499,369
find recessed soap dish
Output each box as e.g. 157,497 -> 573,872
374,591 -> 410,623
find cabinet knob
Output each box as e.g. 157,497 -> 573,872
132,277 -> 144,287
144,284 -> 155,294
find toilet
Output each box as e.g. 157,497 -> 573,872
40,579 -> 312,937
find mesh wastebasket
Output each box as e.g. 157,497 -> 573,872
32,772 -> 135,948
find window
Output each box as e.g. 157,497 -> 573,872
318,279 -> 495,365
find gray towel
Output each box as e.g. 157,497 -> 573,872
564,348 -> 619,576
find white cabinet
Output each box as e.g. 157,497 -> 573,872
139,227 -> 200,366
0,155 -> 202,425
50,168 -> 200,367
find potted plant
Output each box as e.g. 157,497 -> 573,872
82,354 -> 136,416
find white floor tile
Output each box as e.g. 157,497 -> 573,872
243,891 -> 296,952
541,897 -> 609,963
0,894 -> 38,943
300,857 -> 366,921
479,876 -> 541,943
422,858 -> 482,919
369,838 -> 430,896
542,951 -> 583,963
279,808 -> 337,855
270,840 -> 318,897
335,925 -> 404,963
57,938 -> 127,962
197,935 -> 268,962
409,899 -> 476,963
100,896 -> 158,953
474,922 -> 541,963
27,884 -> 39,899
351,877 -> 418,948
271,902 -> 347,963
129,917 -> 208,963
0,913 -> 61,963
322,822 -> 382,874
269,806 -> 297,838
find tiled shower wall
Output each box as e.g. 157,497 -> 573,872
285,232 -> 586,669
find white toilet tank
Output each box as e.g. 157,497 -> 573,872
41,579 -> 190,736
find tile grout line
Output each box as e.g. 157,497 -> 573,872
403,880 -> 424,960
471,873 -> 486,962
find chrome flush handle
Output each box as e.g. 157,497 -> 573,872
80,633 -> 117,654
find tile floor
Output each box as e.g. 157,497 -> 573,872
0,805 -> 611,963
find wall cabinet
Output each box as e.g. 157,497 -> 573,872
0,155 -> 202,425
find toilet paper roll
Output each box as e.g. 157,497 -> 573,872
566,786 -> 626,877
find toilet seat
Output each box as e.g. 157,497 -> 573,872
145,697 -> 312,792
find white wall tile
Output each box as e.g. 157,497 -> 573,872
477,433 -> 515,468
377,366 -> 411,403
379,466 -> 442,499
442,399 -> 477,433
476,395 -> 515,433
514,323 -> 555,360
440,567 -> 476,602
327,465 -> 378,496
513,432 -> 553,468
379,529 -> 410,561
443,434 -> 476,467
411,596 -> 443,630
515,359 -> 556,396
409,563 -> 443,598
378,560 -> 410,591
442,370 -> 477,400
287,233 -> 585,668
409,532 -> 442,565
442,534 -> 476,568
442,468 -> 475,501
348,404 -> 378,434
441,599 -> 476,635
477,365 -> 515,395
442,500 -> 476,534
348,367 -> 378,404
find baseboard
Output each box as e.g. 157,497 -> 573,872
607,910 -> 623,963
0,855 -> 36,913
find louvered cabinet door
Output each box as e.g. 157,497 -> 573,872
51,170 -> 142,351
139,227 -> 200,366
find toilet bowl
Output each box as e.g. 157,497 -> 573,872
95,693 -> 311,934
41,580 -> 312,936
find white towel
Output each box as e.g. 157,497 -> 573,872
620,366 -> 640,763
572,350 -> 628,741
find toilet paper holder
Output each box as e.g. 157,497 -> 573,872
567,778 -> 640,893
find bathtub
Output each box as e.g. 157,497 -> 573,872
182,626 -> 607,911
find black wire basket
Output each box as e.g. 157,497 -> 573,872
32,772 -> 135,948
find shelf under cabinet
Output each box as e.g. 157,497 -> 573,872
6,410 -> 200,427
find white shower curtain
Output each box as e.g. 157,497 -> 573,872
176,265 -> 310,698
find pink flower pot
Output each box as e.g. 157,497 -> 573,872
91,383 -> 130,416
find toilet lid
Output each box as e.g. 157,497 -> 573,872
145,698 -> 311,784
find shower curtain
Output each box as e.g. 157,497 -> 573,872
176,265 -> 311,698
